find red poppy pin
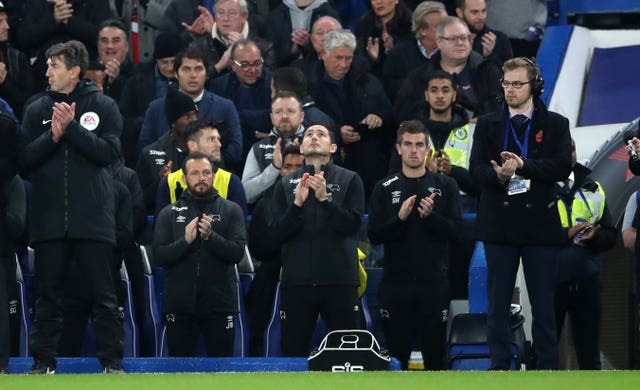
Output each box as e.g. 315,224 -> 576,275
535,130 -> 543,143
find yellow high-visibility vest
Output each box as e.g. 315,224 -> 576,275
167,167 -> 232,202
557,181 -> 606,228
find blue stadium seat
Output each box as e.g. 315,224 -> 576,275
263,282 -> 373,357
236,272 -> 253,357
15,254 -> 31,357
140,245 -> 163,357
79,261 -> 140,357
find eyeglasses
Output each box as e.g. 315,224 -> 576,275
232,58 -> 264,70
501,80 -> 531,89
439,35 -> 470,43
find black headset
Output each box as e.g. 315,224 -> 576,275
521,57 -> 545,97
498,57 -> 545,98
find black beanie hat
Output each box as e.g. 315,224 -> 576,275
164,90 -> 196,126
154,33 -> 186,60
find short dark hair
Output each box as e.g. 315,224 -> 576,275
182,151 -> 214,174
174,46 -> 208,73
396,120 -> 429,144
304,122 -> 336,144
45,40 -> 89,77
272,67 -> 308,98
283,143 -> 301,160
272,90 -> 303,111
425,69 -> 458,90
98,18 -> 129,35
184,120 -> 219,145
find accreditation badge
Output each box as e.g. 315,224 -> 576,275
507,176 -> 530,196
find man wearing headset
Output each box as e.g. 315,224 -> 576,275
469,57 -> 572,370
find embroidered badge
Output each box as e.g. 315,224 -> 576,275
535,130 -> 543,143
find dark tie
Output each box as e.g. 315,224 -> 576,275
511,114 -> 528,130
511,114 -> 529,130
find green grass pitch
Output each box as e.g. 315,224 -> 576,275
2,371 -> 640,390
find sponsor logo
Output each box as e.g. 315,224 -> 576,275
171,206 -> 188,212
280,310 -> 286,320
265,152 -> 274,160
79,112 -> 100,131
391,190 -> 401,204
289,178 -> 301,185
209,214 -> 221,222
149,150 -> 166,156
428,187 -> 442,196
382,176 -> 399,187
166,314 -> 175,323
42,119 -> 52,125
176,216 -> 186,223
441,309 -> 448,323
380,309 -> 390,319
154,158 -> 166,166
331,362 -> 364,372
258,144 -> 275,149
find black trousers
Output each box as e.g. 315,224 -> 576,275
280,285 -> 361,357
164,311 -> 235,357
485,243 -> 559,370
448,217 -> 477,300
29,240 -> 124,367
379,279 -> 449,370
58,253 -> 126,357
0,254 -> 15,368
555,275 -> 602,370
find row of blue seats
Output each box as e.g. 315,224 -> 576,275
13,245 -> 378,359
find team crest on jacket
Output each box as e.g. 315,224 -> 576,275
327,183 -> 340,192
79,112 -> 100,131
209,214 -> 222,222
391,190 -> 401,204
428,187 -> 442,196
454,127 -> 467,140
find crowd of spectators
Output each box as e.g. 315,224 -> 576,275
2,0 -> 633,374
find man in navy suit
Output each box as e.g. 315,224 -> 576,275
469,57 -> 572,370
137,46 -> 243,169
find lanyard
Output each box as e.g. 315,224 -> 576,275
559,188 -> 594,222
577,189 -> 594,219
502,113 -> 534,159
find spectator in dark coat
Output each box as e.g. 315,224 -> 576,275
395,16 -> 502,121
307,29 -> 394,200
455,0 -> 512,66
119,32 -> 186,167
0,4 -> 35,119
355,0 -> 413,78
189,0 -> 274,80
209,39 -> 272,165
382,1 -> 446,103
15,0 -> 110,90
